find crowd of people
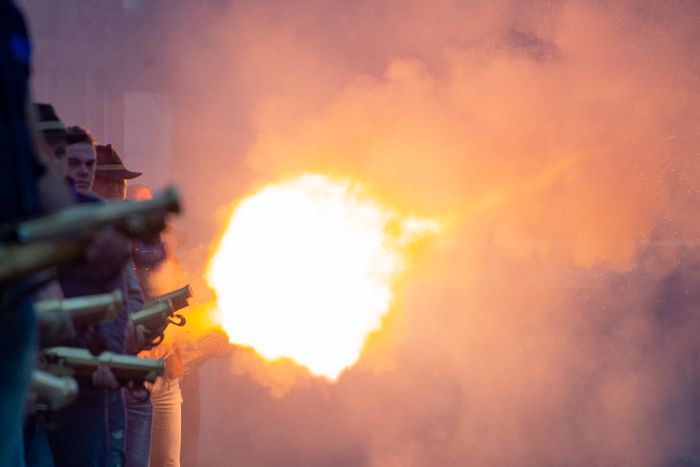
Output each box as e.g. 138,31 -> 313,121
0,1 -> 212,466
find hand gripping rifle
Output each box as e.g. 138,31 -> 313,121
30,369 -> 79,412
35,290 -> 123,347
130,301 -> 186,348
0,187 -> 181,284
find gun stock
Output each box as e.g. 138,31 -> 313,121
41,347 -> 164,385
144,284 -> 193,312
31,370 -> 78,411
15,186 -> 180,244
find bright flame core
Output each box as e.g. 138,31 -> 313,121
207,174 -> 436,378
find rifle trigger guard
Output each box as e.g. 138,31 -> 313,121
169,314 -> 186,327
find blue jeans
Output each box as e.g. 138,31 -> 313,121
23,416 -> 55,467
107,390 -> 126,467
123,388 -> 152,467
46,391 -> 108,467
9,427 -> 26,467
0,289 -> 36,467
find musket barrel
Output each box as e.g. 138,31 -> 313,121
144,284 -> 193,312
0,241 -> 83,284
42,347 -> 164,384
0,187 -> 182,285
96,352 -> 164,384
16,186 -> 180,243
35,289 -> 123,327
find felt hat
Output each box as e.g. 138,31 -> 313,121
65,126 -> 92,146
95,144 -> 142,180
34,103 -> 85,144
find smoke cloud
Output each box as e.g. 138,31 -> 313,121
163,0 -> 700,465
25,0 -> 700,465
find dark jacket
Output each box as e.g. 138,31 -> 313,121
57,192 -> 133,354
0,0 -> 42,226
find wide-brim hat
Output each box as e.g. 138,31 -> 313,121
34,103 -> 85,144
95,144 -> 142,180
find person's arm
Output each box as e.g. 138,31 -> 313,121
125,259 -> 144,314
124,259 -> 147,354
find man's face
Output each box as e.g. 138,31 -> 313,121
92,175 -> 126,201
65,143 -> 96,194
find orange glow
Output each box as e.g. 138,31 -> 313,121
207,173 -> 437,379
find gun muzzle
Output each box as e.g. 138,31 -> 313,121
144,284 -> 193,312
42,347 -> 164,385
15,186 -> 181,244
31,369 -> 78,411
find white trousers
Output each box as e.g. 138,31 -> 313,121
148,378 -> 182,467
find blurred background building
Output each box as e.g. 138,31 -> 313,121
17,0 -> 174,190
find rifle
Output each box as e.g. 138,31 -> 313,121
30,369 -> 78,411
181,332 -> 233,374
0,241 -> 83,285
35,290 -> 123,347
41,347 -> 164,386
144,284 -> 193,312
0,187 -> 181,284
15,186 -> 180,243
130,301 -> 186,347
